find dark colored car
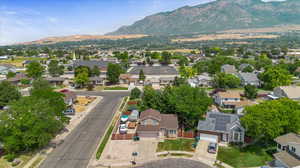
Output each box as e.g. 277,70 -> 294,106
207,142 -> 217,154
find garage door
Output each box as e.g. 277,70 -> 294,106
199,133 -> 218,143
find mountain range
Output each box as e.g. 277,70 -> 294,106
109,0 -> 300,36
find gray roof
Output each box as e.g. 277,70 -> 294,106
221,64 -> 237,74
128,66 -> 178,75
197,111 -> 242,133
238,73 -> 259,82
73,60 -> 110,69
239,64 -> 253,70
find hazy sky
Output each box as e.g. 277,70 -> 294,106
0,0 -> 286,45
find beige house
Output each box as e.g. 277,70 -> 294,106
273,86 -> 300,100
137,109 -> 178,139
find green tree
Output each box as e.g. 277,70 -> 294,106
260,67 -> 292,90
244,84 -> 258,100
0,91 -> 68,153
130,88 -> 142,100
140,85 -> 212,129
139,70 -> 146,81
213,73 -> 241,89
74,71 -> 89,88
241,98 -> 300,142
26,61 -> 44,79
160,51 -> 171,65
107,63 -> 123,84
173,77 -> 187,86
6,71 -> 16,79
48,60 -> 64,77
255,54 -> 272,70
242,66 -> 254,73
0,81 -> 21,108
179,66 -> 197,79
91,66 -> 100,77
31,79 -> 52,92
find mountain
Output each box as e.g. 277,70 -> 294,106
20,34 -> 147,45
109,0 -> 300,35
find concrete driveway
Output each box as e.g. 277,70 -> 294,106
136,158 -> 211,168
194,140 -> 217,165
99,139 -> 158,166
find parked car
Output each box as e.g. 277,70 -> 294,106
207,142 -> 218,154
119,124 -> 128,134
120,115 -> 129,123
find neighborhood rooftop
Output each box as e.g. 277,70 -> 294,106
274,132 -> 300,144
128,66 -> 178,75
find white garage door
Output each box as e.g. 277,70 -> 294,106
199,133 -> 218,143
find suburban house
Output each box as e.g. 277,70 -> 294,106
273,86 -> 300,100
122,66 -> 179,88
214,91 -> 241,109
221,64 -> 237,75
89,77 -> 104,86
60,90 -> 77,115
188,73 -> 212,88
238,72 -> 260,87
197,111 -> 245,143
137,109 -> 179,139
0,65 -> 16,75
6,73 -> 30,85
272,133 -> 300,168
73,60 -> 111,79
46,77 -> 65,86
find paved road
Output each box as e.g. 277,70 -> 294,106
40,91 -> 129,168
135,158 -> 211,168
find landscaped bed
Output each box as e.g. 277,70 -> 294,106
104,87 -> 128,90
157,139 -> 195,152
217,145 -> 274,168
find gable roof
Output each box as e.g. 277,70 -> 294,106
73,60 -> 110,69
221,64 -> 237,74
274,133 -> 300,145
140,109 -> 161,121
216,91 -> 241,99
273,151 -> 300,168
128,66 -> 178,76
238,73 -> 259,82
160,114 -> 179,129
277,86 -> 300,99
197,111 -> 243,133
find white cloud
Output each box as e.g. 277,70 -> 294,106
48,17 -> 58,23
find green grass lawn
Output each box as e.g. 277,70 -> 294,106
157,139 -> 195,152
0,153 -> 33,168
104,86 -> 128,90
217,145 -> 274,168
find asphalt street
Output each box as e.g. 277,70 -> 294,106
39,91 -> 129,168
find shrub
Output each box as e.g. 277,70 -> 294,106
4,153 -> 16,162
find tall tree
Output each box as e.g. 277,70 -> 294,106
179,66 -> 197,79
26,61 -> 44,79
160,51 -> 171,65
139,70 -> 146,81
0,81 -> 21,108
244,84 -> 258,100
107,63 -> 123,84
260,67 -> 292,90
241,98 -> 300,142
91,66 -> 100,77
48,60 -> 64,77
213,73 -> 241,89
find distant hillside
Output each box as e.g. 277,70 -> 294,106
21,34 -> 147,45
109,0 -> 300,35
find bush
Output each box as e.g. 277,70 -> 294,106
4,153 -> 16,162
130,88 -> 141,100
87,84 -> 94,91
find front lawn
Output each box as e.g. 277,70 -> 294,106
217,145 -> 274,168
157,139 -> 195,152
104,86 -> 128,90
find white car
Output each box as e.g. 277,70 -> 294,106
119,124 -> 127,134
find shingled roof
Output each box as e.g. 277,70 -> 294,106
128,66 -> 178,75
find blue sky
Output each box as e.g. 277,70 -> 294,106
0,0 -> 284,45
0,0 -> 216,45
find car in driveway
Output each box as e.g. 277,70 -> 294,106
207,142 -> 217,154
119,124 -> 128,134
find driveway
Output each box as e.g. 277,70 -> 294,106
135,158 -> 211,168
194,140 -> 217,165
99,139 -> 158,166
39,91 -> 129,168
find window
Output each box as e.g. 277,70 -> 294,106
277,144 -> 282,150
234,132 -> 240,141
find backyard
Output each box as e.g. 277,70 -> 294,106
157,139 -> 195,152
217,144 -> 274,168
